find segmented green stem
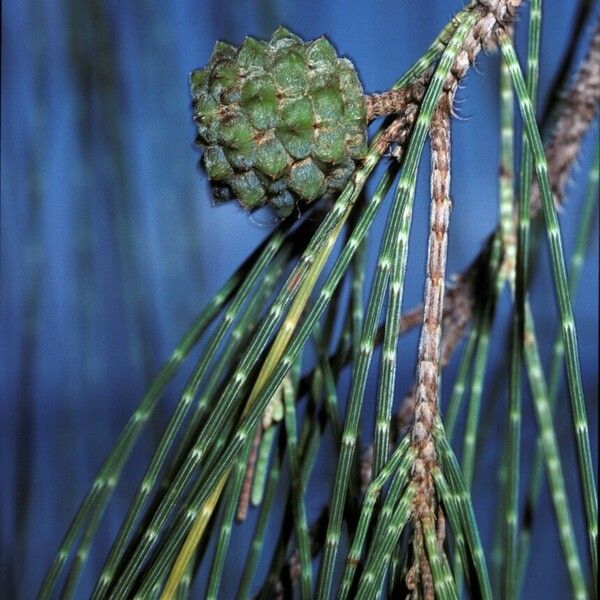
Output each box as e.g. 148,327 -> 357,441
386,539 -> 404,599
522,302 -> 587,598
504,329 -> 522,600
434,424 -> 492,599
461,313 -> 495,488
519,0 -> 540,214
351,216 -> 367,367
338,437 -> 414,600
319,158 -> 403,599
133,154 -> 399,600
205,436 -> 253,600
435,465 -> 475,590
423,515 -> 459,600
503,15 -> 534,591
444,326 -> 477,440
355,484 -> 416,598
372,174 -> 413,477
168,249 -> 289,490
282,372 -> 313,600
507,8 -> 585,594
490,49 -> 519,596
521,141 -> 599,582
60,486 -> 112,599
92,232 -> 286,599
110,212 -> 350,599
315,165 -> 404,597
237,426 -> 283,600
38,240 -> 255,599
453,257 -> 501,591
547,139 -> 599,438
498,30 -> 598,582
508,16 -> 542,587
503,4 -> 543,585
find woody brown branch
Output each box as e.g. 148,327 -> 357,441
299,14 -> 598,439
366,88 -> 419,121
531,19 -> 600,214
407,102 -> 452,599
236,424 -> 262,521
395,17 -> 600,433
366,2 -> 522,155
411,102 -> 452,518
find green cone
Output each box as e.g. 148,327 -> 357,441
190,27 -> 368,217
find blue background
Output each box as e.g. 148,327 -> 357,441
2,1 -> 598,598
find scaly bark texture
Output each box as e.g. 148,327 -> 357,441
395,261 -> 480,434
425,17 -> 600,364
395,18 -> 600,431
408,103 -> 452,597
366,87 -> 425,121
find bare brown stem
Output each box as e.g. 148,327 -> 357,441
236,425 -> 262,521
407,104 -> 452,589
395,18 -> 600,432
411,102 -> 452,517
366,89 -> 421,121
374,84 -> 426,156
531,19 -> 600,214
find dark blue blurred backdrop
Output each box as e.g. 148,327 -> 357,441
2,1 -> 598,598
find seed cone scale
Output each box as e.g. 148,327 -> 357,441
190,27 -> 368,217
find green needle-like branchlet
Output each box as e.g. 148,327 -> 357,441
38,235 -> 265,600
501,7 -> 540,594
282,369 -> 313,600
444,325 -> 478,441
434,424 -> 492,599
372,174 -> 413,478
92,231 -> 287,600
423,515 -> 459,600
167,248 -> 290,488
520,141 -> 599,589
134,164 -> 398,600
354,483 -> 415,598
522,302 -> 587,598
205,438 -> 253,600
453,239 -> 502,593
498,30 -> 598,583
338,437 -> 414,599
